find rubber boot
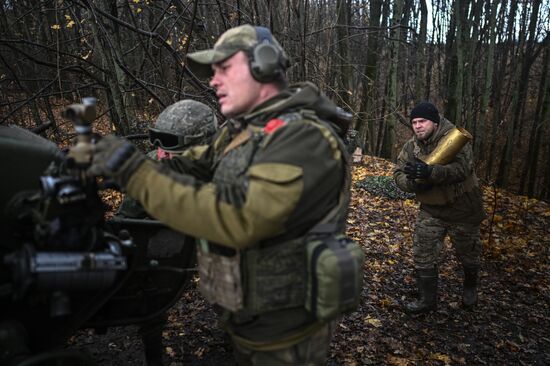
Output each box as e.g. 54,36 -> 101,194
405,268 -> 438,314
462,266 -> 479,307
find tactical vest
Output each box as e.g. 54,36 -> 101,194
412,139 -> 479,206
196,110 -> 351,318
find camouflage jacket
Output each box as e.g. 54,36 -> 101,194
394,118 -> 486,224
125,82 -> 349,343
117,150 -> 158,218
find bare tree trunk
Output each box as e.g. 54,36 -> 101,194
357,0 -> 382,154
443,0 -> 457,119
374,0 -> 391,156
475,0 -> 498,159
451,0 -> 466,126
87,1 -> 133,135
380,0 -> 402,160
521,36 -> 549,196
463,0 -> 483,132
414,0 -> 428,102
423,0 -> 438,101
496,0 -> 541,187
399,0 -> 413,110
486,0 -> 517,181
336,0 -> 350,108
542,142 -> 550,201
289,0 -> 307,81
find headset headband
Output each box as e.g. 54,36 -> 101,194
255,26 -> 273,44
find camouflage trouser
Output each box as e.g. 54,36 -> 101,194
413,210 -> 482,269
232,321 -> 335,366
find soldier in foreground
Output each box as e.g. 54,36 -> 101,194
394,102 -> 486,314
88,24 -> 362,365
118,99 -> 217,218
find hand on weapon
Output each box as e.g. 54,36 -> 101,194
88,135 -> 146,188
404,158 -> 433,180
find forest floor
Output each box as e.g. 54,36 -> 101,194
68,155 -> 550,365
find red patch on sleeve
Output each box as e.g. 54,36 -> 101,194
263,118 -> 287,134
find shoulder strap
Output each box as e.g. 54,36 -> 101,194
295,109 -> 351,235
222,129 -> 252,155
309,147 -> 350,235
276,111 -> 304,124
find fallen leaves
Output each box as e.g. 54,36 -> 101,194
68,155 -> 550,365
331,156 -> 550,365
430,352 -> 451,364
165,346 -> 176,357
364,315 -> 383,328
386,354 -> 411,365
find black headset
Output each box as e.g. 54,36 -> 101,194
249,26 -> 289,83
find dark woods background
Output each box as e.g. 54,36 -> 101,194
1,0 -> 549,200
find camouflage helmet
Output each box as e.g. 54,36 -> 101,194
150,99 -> 218,151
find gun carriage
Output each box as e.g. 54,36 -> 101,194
0,99 -> 195,365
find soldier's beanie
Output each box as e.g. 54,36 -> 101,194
410,102 -> 440,124
186,24 -> 288,78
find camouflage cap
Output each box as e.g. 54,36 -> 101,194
151,99 -> 217,150
186,24 -> 287,78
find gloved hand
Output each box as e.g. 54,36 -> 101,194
404,158 -> 433,180
88,135 -> 146,188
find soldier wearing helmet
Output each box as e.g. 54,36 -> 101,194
149,99 -> 218,159
118,99 -> 217,218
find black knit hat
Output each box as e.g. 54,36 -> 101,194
410,102 -> 440,124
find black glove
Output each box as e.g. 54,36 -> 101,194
88,135 -> 146,188
404,158 -> 433,180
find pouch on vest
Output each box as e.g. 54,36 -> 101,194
413,137 -> 479,206
244,237 -> 306,315
305,234 -> 364,321
197,240 -> 244,312
416,173 -> 478,206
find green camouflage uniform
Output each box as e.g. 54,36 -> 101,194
394,118 -> 486,270
124,82 -> 349,364
117,150 -> 158,218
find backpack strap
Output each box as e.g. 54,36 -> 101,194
298,109 -> 351,235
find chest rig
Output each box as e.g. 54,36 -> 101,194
412,137 -> 479,206
197,110 -> 350,318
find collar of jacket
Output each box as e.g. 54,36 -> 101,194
234,82 -> 329,127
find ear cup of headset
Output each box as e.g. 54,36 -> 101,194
250,42 -> 282,82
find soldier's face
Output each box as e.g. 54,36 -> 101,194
157,148 -> 177,160
412,118 -> 437,141
210,51 -> 263,118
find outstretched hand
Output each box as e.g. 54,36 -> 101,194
88,135 -> 146,188
404,158 -> 433,180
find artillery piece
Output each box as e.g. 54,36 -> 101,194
0,99 -> 196,365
